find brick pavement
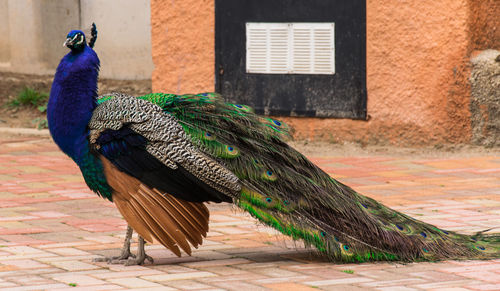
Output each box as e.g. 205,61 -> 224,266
0,135 -> 499,291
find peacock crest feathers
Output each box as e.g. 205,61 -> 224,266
89,23 -> 98,48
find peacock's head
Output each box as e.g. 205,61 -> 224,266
64,24 -> 97,52
64,30 -> 87,52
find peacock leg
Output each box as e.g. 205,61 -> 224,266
93,225 -> 136,263
125,236 -> 154,266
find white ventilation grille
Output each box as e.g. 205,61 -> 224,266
246,23 -> 335,75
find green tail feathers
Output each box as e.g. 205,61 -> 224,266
98,92 -> 500,262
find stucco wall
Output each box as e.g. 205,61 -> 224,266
151,0 -> 214,93
150,0 -> 498,145
81,0 -> 154,79
0,0 -> 153,80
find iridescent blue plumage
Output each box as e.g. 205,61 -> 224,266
48,30 -> 112,200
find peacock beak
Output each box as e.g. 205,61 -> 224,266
63,38 -> 72,47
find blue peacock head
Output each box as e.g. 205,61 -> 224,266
64,30 -> 87,52
63,23 -> 98,52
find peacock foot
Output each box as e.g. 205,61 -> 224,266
93,225 -> 153,265
93,251 -> 136,263
124,236 -> 154,266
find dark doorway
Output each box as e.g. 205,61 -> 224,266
215,0 -> 367,119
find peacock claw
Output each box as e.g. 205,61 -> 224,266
93,251 -> 136,263
92,225 -> 154,265
124,253 -> 154,266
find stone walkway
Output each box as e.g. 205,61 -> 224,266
0,135 -> 499,291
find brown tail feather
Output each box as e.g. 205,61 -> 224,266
148,189 -> 204,246
153,188 -> 209,234
113,198 -> 154,242
100,157 -> 209,257
171,199 -> 209,233
129,195 -> 191,256
133,185 -> 193,254
126,196 -> 183,255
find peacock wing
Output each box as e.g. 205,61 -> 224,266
88,93 -> 240,256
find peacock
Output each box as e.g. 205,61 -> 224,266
47,25 -> 499,265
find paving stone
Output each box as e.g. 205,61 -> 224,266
189,250 -> 234,261
92,269 -> 164,279
163,279 -> 216,290
49,274 -> 107,286
211,280 -> 269,290
466,283 -> 500,290
48,260 -> 100,271
4,275 -> 56,286
305,277 -> 374,286
0,283 -> 69,291
37,255 -> 100,263
50,285 -> 124,291
255,275 -> 313,284
375,287 -> 418,291
412,279 -> 479,289
262,282 -> 319,291
199,266 -> 250,276
120,287 -> 176,291
105,277 -> 163,288
360,278 -> 426,288
141,271 -> 217,281
458,271 -> 500,283
182,258 -> 251,268
47,248 -> 92,256
2,259 -> 49,270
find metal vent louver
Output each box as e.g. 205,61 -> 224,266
246,23 -> 335,75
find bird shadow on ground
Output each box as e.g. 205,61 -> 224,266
92,247 -> 332,266
152,249 -> 330,266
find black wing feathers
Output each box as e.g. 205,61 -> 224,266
94,127 -> 231,203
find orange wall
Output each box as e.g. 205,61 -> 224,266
151,0 -> 215,94
151,0 -> 497,145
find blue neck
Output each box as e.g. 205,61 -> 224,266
48,45 -> 112,200
48,46 -> 100,160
